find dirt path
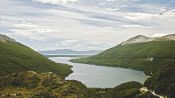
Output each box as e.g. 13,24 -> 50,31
140,87 -> 167,98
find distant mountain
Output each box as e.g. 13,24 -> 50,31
121,34 -> 175,45
0,34 -> 72,77
39,49 -> 101,55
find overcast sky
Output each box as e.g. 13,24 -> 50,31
0,0 -> 175,51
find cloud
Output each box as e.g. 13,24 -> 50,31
33,0 -> 78,4
161,9 -> 175,19
124,12 -> 158,20
50,40 -> 114,51
9,21 -> 59,41
14,21 -> 37,28
121,24 -> 151,28
1,0 -> 175,51
9,28 -> 58,41
152,33 -> 168,37
106,8 -> 119,11
61,40 -> 80,45
124,9 -> 175,21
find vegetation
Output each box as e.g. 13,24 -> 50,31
144,63 -> 175,98
0,35 -> 174,98
72,41 -> 175,75
0,42 -> 72,78
72,40 -> 175,98
0,71 -> 158,98
0,71 -> 91,98
99,81 -> 143,98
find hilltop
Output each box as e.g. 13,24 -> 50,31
121,35 -> 153,45
121,34 -> 175,45
0,34 -> 16,43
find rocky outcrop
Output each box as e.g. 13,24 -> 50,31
121,35 -> 153,45
0,34 -> 16,43
158,34 -> 175,41
121,34 -> 175,45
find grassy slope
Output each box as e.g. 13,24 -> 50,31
0,42 -> 72,77
72,40 -> 175,98
72,41 -> 175,75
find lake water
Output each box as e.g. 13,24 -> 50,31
50,57 -> 147,88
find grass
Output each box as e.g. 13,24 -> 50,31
0,42 -> 72,78
0,71 -> 158,98
0,39 -> 173,97
72,41 -> 175,75
72,40 -> 175,97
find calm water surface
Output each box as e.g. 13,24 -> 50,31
50,57 -> 147,88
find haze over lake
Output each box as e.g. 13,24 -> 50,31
50,57 -> 147,88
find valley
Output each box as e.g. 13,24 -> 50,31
1,0 -> 175,97
0,34 -> 174,98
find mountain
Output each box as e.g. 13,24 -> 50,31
71,34 -> 175,98
0,34 -> 72,77
72,34 -> 175,74
72,40 -> 175,74
39,49 -> 101,55
0,71 -> 158,98
121,35 -> 154,45
121,34 -> 175,45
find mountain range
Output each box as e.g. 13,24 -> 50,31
39,49 -> 101,55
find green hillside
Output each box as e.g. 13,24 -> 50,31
72,41 -> 175,75
144,63 -> 175,98
0,41 -> 72,78
72,39 -> 175,98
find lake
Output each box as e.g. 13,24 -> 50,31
50,57 -> 147,88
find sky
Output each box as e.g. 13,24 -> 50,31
0,0 -> 175,51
